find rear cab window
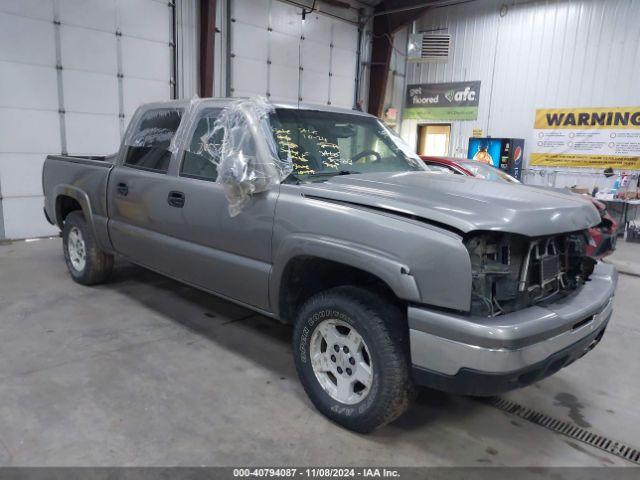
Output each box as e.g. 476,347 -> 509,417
124,108 -> 184,173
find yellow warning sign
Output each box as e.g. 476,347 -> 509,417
535,107 -> 640,130
532,107 -> 640,169
530,153 -> 640,169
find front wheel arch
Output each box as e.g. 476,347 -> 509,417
277,255 -> 405,324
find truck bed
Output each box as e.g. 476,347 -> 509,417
42,153 -> 117,232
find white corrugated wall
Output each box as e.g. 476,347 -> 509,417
401,0 -> 640,188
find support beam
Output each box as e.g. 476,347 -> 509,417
367,0 -> 433,117
199,0 -> 216,97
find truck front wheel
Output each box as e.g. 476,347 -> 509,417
62,211 -> 113,285
293,286 -> 414,433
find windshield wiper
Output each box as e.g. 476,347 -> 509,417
308,170 -> 361,178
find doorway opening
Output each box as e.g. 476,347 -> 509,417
417,124 -> 451,156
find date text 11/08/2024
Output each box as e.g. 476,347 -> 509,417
232,468 -> 400,478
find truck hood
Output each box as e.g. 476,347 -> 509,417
301,171 -> 600,236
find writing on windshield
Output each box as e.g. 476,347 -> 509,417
271,109 -> 423,178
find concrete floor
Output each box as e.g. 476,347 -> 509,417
605,239 -> 640,277
0,238 -> 639,467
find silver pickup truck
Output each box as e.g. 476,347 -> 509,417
43,98 -> 617,433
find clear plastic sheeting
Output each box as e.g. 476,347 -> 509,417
200,96 -> 292,216
377,123 -> 424,170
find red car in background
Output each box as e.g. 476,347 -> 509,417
421,156 -> 618,260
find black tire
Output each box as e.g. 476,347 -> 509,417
62,211 -> 114,285
293,286 -> 415,433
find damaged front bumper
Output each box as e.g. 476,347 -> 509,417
408,262 -> 618,395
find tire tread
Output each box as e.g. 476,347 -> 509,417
294,286 -> 414,433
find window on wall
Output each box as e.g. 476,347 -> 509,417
124,108 -> 183,173
180,109 -> 223,181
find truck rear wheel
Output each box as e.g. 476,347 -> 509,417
293,286 -> 414,433
62,211 -> 113,285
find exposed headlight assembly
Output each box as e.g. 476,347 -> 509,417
465,231 -> 594,317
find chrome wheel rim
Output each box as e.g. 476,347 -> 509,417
310,319 -> 373,405
67,226 -> 86,272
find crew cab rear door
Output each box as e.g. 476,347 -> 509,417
107,105 -> 186,274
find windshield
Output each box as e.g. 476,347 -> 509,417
270,109 -> 427,180
460,161 -> 520,184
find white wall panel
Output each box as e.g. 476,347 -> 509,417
269,64 -> 299,103
2,197 -> 57,239
302,12 -> 332,43
123,79 -> 170,115
0,0 -> 53,22
0,109 -> 60,154
331,47 -> 356,78
0,13 -> 55,66
231,57 -> 268,97
65,113 -> 120,155
59,0 -> 117,32
233,0 -> 269,27
270,30 -> 300,67
229,0 -> 359,108
270,1 -> 300,36
0,62 -> 58,111
330,75 -> 355,108
121,36 -> 171,81
63,71 -> 119,114
0,154 -> 47,198
301,39 -> 330,74
60,25 -> 118,74
117,0 -> 171,42
333,21 -> 358,50
401,0 -> 640,187
232,22 -> 269,62
301,70 -> 329,105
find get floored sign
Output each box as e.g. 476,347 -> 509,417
531,106 -> 640,169
405,81 -> 480,121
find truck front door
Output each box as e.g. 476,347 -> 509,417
160,106 -> 277,312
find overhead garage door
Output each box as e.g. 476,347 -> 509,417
0,0 -> 173,239
229,0 -> 359,109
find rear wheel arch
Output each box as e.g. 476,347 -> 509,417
55,194 -> 84,227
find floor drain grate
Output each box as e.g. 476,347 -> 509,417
485,396 -> 640,465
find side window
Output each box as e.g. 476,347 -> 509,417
180,108 -> 222,181
124,108 -> 183,173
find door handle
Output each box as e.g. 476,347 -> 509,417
117,182 -> 128,196
168,191 -> 185,208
